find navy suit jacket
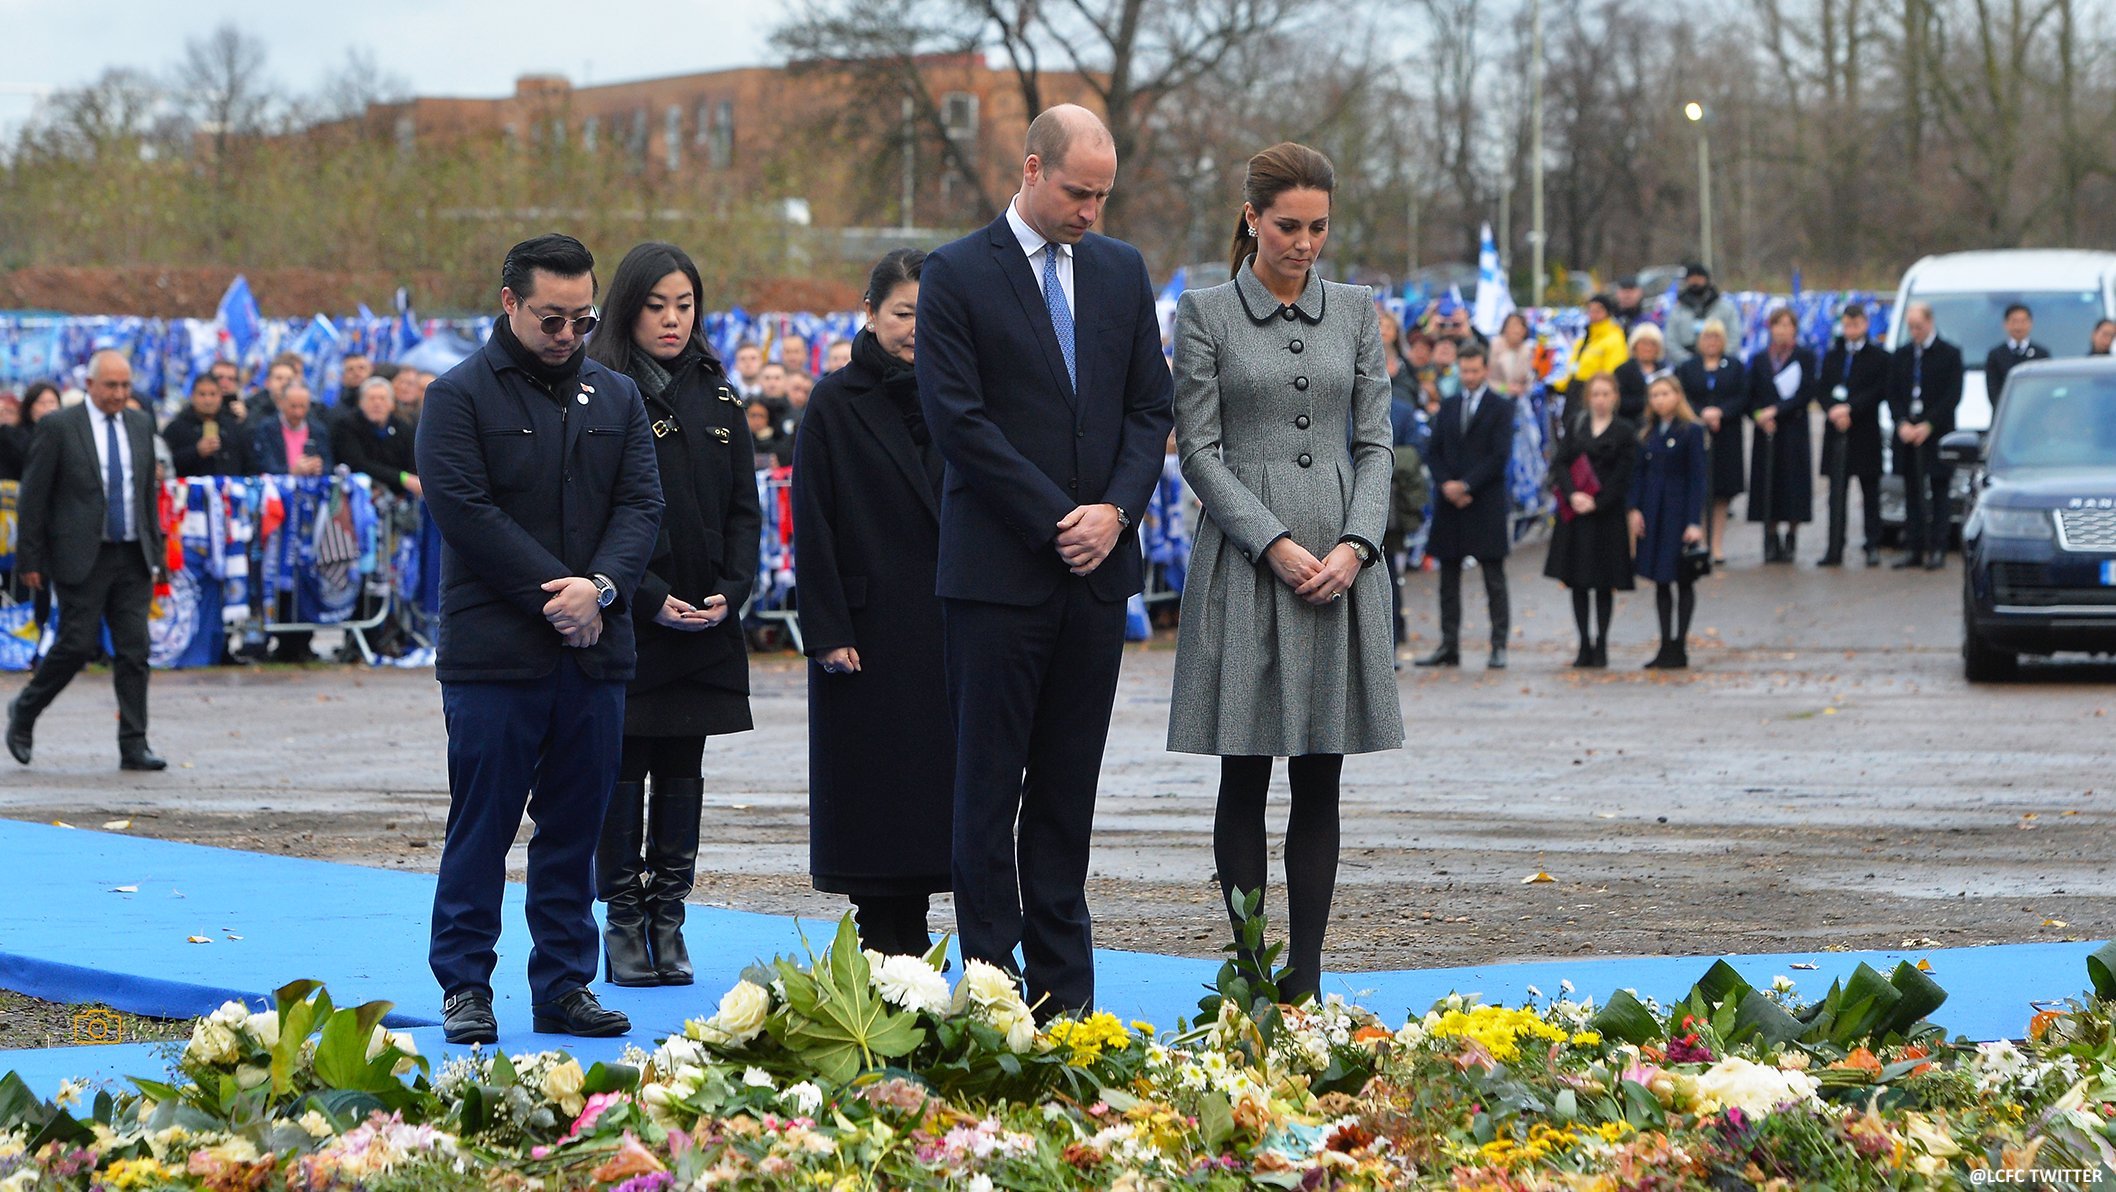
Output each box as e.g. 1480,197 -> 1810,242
415,334 -> 664,683
916,211 -> 1175,606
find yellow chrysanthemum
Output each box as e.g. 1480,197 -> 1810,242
1044,1012 -> 1133,1066
1427,1005 -> 1568,1063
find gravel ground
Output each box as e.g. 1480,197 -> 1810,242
3,518 -> 2114,1027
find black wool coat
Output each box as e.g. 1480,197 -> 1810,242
1744,347 -> 1817,525
791,342 -> 953,895
163,408 -> 255,477
628,354 -> 761,702
332,414 -> 418,495
1817,339 -> 1892,476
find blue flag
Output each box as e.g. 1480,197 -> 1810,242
217,276 -> 262,361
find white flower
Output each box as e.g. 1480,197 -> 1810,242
244,1010 -> 281,1049
52,1079 -> 86,1110
873,955 -> 952,1016
782,1081 -> 824,1115
297,1110 -> 333,1139
968,1176 -> 995,1192
540,1058 -> 586,1116
1771,975 -> 1797,995
1693,1056 -> 1822,1117
742,1066 -> 775,1089
653,1034 -> 706,1075
185,1020 -> 240,1066
695,980 -> 772,1045
953,960 -> 1022,1013
209,1000 -> 250,1029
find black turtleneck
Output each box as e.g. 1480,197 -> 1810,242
492,313 -> 585,396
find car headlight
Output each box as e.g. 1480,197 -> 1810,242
1979,507 -> 2054,540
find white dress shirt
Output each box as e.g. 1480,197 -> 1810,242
88,405 -> 138,542
1006,196 -> 1074,317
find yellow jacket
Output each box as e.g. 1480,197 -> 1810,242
1560,317 -> 1630,391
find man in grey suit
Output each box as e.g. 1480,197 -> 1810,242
8,351 -> 168,771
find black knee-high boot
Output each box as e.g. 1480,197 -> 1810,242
1591,588 -> 1613,666
644,777 -> 704,985
1569,589 -> 1593,667
596,780 -> 657,986
1668,582 -> 1696,668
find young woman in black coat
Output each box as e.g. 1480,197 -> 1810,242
1543,373 -> 1637,667
1628,376 -> 1710,668
791,249 -> 954,958
1746,307 -> 1817,563
585,242 -> 762,986
1674,319 -> 1746,564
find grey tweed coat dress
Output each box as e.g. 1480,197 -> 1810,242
1166,263 -> 1405,757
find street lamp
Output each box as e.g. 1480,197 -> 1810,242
1685,102 -> 1713,275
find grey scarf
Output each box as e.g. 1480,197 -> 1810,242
632,351 -> 673,400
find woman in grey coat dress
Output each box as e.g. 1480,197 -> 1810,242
1167,142 -> 1403,1002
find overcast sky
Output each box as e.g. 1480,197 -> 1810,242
4,0 -> 777,131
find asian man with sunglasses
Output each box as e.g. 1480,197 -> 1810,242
417,233 -> 665,1044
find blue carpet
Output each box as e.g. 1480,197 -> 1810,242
0,820 -> 2100,1098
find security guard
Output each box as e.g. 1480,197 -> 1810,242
418,234 -> 663,1043
1817,304 -> 1891,566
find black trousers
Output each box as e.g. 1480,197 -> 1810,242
1824,449 -> 1883,555
1436,557 -> 1509,648
14,543 -> 151,749
943,578 -> 1125,1017
1899,441 -> 1954,557
429,655 -> 624,1004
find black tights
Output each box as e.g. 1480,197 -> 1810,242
852,894 -> 933,958
619,735 -> 705,786
1654,581 -> 1696,643
1570,587 -> 1615,648
1214,754 -> 1345,1002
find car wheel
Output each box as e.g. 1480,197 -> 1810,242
1961,590 -> 2016,683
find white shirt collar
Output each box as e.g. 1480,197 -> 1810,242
1006,195 -> 1069,262
1917,334 -> 1936,350
2010,338 -> 2030,351
1845,339 -> 1866,352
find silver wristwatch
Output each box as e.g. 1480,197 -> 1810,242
590,574 -> 616,608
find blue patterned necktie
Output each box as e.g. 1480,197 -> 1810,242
104,413 -> 126,542
1040,244 -> 1076,388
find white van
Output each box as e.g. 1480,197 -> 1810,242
1879,250 -> 2116,539
1886,250 -> 2116,432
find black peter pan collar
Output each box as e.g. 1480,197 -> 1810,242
1233,257 -> 1326,326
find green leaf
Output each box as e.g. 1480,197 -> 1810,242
1590,989 -> 1663,1044
1689,960 -> 1750,1007
128,1077 -> 183,1106
0,1072 -> 41,1130
1198,1091 -> 1235,1152
778,916 -> 927,1082
2087,941 -> 2116,1001
490,1050 -> 517,1088
1826,964 -> 1902,1047
272,998 -> 318,1098
583,1062 -> 641,1096
1730,989 -> 1807,1050
1873,962 -> 1948,1042
1553,1088 -> 1578,1120
273,980 -> 322,1016
1618,1079 -> 1667,1130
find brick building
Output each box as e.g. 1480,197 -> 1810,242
334,55 -> 1101,237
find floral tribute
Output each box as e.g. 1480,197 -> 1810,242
3,916 -> 2116,1189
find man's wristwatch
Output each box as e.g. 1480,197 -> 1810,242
589,574 -> 616,609
1111,505 -> 1130,530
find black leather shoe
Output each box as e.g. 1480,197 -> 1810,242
1642,642 -> 1672,669
1864,548 -> 1881,567
1571,643 -> 1593,668
1924,554 -> 1946,570
6,698 -> 31,766
1589,642 -> 1608,668
1487,646 -> 1508,670
119,749 -> 167,772
1414,646 -> 1460,667
442,987 -> 498,1044
1663,643 -> 1690,669
1817,552 -> 1844,567
533,988 -> 630,1037
1891,554 -> 1925,570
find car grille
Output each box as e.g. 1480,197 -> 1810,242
2058,509 -> 2116,550
1990,561 -> 2116,607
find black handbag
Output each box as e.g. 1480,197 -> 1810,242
1680,542 -> 1713,582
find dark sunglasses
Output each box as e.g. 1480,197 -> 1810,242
530,309 -> 600,336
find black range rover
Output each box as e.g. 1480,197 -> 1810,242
1946,359 -> 2116,680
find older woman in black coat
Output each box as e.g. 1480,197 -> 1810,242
585,242 -> 761,987
1746,307 -> 1817,562
792,249 -> 953,958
